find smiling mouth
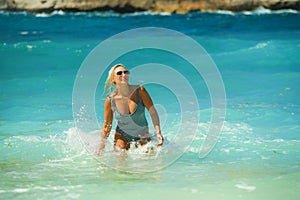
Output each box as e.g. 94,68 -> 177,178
120,77 -> 128,82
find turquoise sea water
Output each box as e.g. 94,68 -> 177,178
1,8 -> 300,199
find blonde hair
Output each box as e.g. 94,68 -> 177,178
103,64 -> 125,95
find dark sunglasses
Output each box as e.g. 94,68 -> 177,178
116,70 -> 130,76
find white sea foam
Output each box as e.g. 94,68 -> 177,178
242,6 -> 298,15
35,10 -> 66,17
212,10 -> 235,15
13,188 -> 30,193
19,31 -> 29,35
34,10 -> 171,18
1,6 -> 299,18
2,119 -> 293,170
52,10 -> 66,15
35,13 -> 51,18
261,155 -> 271,160
235,183 -> 256,191
259,138 -> 286,143
209,6 -> 299,16
243,6 -> 271,15
249,42 -> 269,50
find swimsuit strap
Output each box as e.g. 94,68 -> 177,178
135,85 -> 140,103
107,96 -> 117,110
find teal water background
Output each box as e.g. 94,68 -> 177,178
0,8 -> 300,199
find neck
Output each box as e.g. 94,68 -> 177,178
116,84 -> 130,97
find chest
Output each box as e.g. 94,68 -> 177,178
113,94 -> 138,115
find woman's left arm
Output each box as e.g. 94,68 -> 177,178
139,86 -> 164,146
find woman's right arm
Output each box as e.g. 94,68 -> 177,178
96,97 -> 113,156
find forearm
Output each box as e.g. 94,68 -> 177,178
96,97 -> 113,156
99,122 -> 112,151
149,107 -> 164,146
149,106 -> 161,134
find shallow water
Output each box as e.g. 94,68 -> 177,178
0,8 -> 300,199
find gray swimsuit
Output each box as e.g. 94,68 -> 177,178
109,86 -> 148,142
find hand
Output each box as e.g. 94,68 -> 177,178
156,132 -> 164,147
95,136 -> 107,157
94,148 -> 102,157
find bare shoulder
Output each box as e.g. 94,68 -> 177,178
138,85 -> 153,108
104,96 -> 111,105
105,92 -> 115,104
138,85 -> 149,96
138,85 -> 147,92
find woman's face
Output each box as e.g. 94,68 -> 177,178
113,66 -> 130,85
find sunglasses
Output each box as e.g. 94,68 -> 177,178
116,70 -> 130,76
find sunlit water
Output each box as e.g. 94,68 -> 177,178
0,8 -> 299,199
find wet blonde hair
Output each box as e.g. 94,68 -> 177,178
103,64 -> 125,95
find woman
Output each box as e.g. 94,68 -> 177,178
97,64 -> 164,155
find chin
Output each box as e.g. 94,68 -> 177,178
120,81 -> 128,84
